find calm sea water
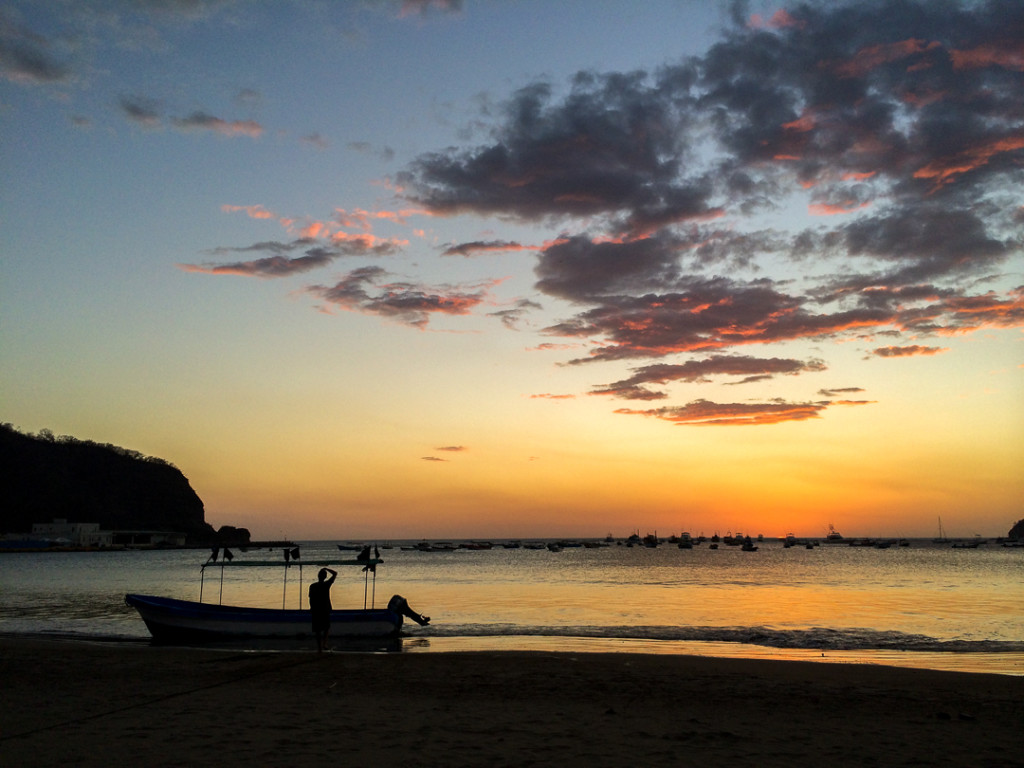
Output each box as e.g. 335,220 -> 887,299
2,540 -> 1022,675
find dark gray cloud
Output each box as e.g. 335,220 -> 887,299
592,355 -> 827,400
441,240 -> 526,257
614,398 -> 844,426
179,237 -> 402,277
0,20 -> 71,84
119,95 -> 162,126
872,344 -> 948,357
489,298 -> 543,330
819,386 -> 865,397
397,0 -> 464,17
396,72 -> 713,235
118,95 -> 264,137
308,267 -> 494,328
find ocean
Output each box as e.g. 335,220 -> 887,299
2,539 -> 1022,675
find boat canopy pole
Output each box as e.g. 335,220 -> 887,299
201,558 -> 382,568
196,558 -> 384,607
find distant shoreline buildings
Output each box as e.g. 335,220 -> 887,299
0,518 -> 186,550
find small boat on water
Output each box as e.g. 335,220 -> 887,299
125,547 -> 430,643
824,524 -> 845,543
952,538 -> 984,549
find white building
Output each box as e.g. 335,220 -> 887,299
31,519 -> 114,547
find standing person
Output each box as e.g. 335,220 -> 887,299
308,567 -> 337,652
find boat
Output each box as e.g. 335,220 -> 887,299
933,517 -> 950,544
459,541 -> 493,550
125,548 -> 430,643
824,524 -> 844,543
952,537 -> 984,549
405,541 -> 457,552
124,594 -> 414,642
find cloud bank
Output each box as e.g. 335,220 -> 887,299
391,0 -> 1024,422
160,0 -> 1023,424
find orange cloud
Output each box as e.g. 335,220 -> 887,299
950,42 -> 1024,71
809,201 -> 872,216
335,208 -> 428,230
934,290 -> 1024,333
222,204 -> 275,219
749,9 -> 803,29
914,135 -> 1024,187
831,39 -> 940,78
331,231 -> 409,249
782,114 -> 815,133
301,221 -> 327,239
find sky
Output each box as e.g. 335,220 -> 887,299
2,0 -> 1022,541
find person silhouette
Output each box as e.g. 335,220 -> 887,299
308,567 -> 337,652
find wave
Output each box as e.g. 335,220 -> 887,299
423,623 -> 1024,654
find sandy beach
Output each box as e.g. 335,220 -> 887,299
1,638 -> 1021,768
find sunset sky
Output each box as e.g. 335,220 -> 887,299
2,0 -> 1022,541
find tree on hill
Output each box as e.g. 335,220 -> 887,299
0,423 -> 217,543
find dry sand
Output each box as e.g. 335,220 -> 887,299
1,638 -> 1021,767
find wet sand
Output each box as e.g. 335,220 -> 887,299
1,638 -> 1021,767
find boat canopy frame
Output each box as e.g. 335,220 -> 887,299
199,556 -> 385,610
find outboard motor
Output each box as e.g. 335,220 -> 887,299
388,594 -> 430,626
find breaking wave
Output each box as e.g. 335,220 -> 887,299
425,623 -> 1024,654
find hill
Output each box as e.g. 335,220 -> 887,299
0,424 -> 217,543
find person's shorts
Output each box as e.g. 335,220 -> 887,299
312,613 -> 330,633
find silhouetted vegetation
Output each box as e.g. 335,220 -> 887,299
1,423 -> 216,543
1009,519 -> 1024,540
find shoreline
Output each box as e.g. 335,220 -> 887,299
4,630 -> 1023,677
2,637 -> 1022,767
